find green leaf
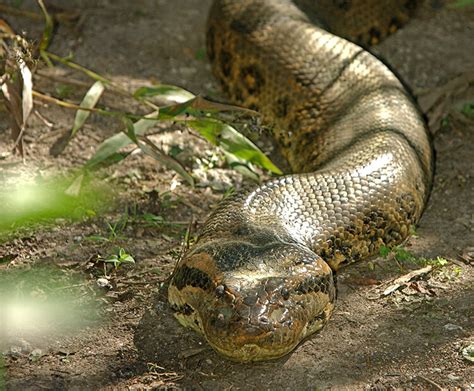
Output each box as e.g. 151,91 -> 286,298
142,213 -> 165,224
428,257 -> 449,267
169,145 -> 184,158
86,111 -> 194,185
0,176 -> 108,234
187,118 -> 282,175
158,95 -> 255,120
37,0 -> 54,53
158,97 -> 199,119
85,111 -> 159,169
72,81 -> 105,136
379,245 -> 391,258
223,151 -> 260,182
102,248 -> 135,268
394,247 -> 414,262
460,101 -> 474,119
44,52 -> 111,85
133,85 -> 195,103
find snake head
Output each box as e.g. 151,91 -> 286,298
168,240 -> 336,361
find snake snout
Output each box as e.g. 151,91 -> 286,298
199,277 -> 311,361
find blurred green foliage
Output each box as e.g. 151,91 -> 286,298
0,174 -> 110,236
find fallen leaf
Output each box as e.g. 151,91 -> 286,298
382,265 -> 433,296
459,247 -> 474,265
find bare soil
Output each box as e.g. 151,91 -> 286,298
1,1 -> 473,390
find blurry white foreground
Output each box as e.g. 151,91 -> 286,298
0,266 -> 101,350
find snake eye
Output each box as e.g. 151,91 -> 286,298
281,287 -> 290,300
215,284 -> 226,297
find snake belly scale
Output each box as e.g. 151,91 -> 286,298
168,0 -> 433,362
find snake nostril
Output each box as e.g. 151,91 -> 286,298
215,284 -> 226,297
214,312 -> 227,328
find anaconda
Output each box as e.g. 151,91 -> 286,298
168,0 -> 433,362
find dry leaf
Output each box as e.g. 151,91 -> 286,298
382,265 -> 433,296
0,21 -> 33,156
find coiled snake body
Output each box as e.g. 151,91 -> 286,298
168,0 -> 433,361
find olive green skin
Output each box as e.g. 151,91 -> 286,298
168,0 -> 433,362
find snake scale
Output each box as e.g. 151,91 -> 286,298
168,0 -> 433,361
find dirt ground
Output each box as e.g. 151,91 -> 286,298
1,0 -> 473,390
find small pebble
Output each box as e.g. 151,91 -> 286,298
29,348 -> 43,361
97,277 -> 112,289
443,323 -> 463,331
9,346 -> 23,357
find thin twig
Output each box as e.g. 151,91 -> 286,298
32,89 -> 170,125
32,89 -> 148,121
34,109 -> 54,127
33,89 -> 108,112
416,375 -> 444,390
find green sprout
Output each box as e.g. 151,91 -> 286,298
99,248 -> 135,271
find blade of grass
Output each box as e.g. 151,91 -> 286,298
37,0 -> 53,57
44,51 -> 110,84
